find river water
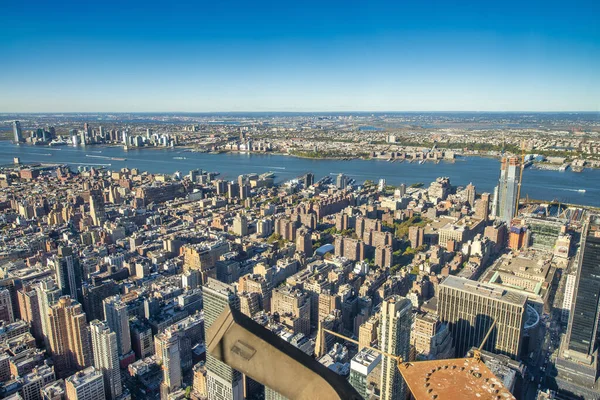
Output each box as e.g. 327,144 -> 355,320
0,141 -> 598,207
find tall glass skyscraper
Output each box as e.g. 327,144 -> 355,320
13,121 -> 23,143
495,156 -> 521,223
566,215 -> 600,356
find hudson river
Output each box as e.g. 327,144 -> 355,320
1,141 -> 598,207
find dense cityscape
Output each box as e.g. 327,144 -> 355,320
0,114 -> 598,400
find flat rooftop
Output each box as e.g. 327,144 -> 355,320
399,357 -> 516,400
441,276 -> 528,307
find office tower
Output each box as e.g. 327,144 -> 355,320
438,276 -> 526,359
65,367 -> 105,400
203,278 -> 243,400
336,173 -> 348,190
349,348 -> 381,399
156,330 -> 182,399
47,296 -> 93,377
90,320 -> 122,400
476,192 -> 491,221
51,246 -> 81,300
103,296 -> 132,357
232,213 -> 248,236
89,189 -> 106,227
565,217 -> 600,355
555,215 -> 600,389
495,156 -> 521,223
13,121 -> 23,143
0,288 -> 14,323
35,279 -> 62,350
465,182 -> 476,207
379,296 -> 412,400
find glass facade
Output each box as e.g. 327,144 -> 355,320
568,219 -> 600,355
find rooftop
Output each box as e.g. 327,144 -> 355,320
399,357 -> 516,400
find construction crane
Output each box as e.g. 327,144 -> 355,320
208,307 -> 514,400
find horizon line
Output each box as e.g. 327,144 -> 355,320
1,110 -> 599,115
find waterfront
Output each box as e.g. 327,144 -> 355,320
1,141 -> 599,207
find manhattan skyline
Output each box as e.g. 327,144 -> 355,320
2,0 -> 599,113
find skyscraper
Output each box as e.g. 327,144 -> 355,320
565,216 -> 600,355
379,295 -> 412,400
90,320 -> 122,400
47,296 -> 93,377
13,121 -> 23,143
465,182 -> 476,208
494,156 -> 521,223
35,278 -> 62,350
156,330 -> 182,399
51,246 -> 81,300
103,296 -> 132,357
438,276 -> 527,359
203,278 -> 243,400
89,189 -> 106,227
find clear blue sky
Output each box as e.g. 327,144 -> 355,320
1,0 -> 599,112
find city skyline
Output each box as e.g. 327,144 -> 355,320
2,0 -> 599,113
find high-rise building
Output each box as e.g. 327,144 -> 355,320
35,279 -> 62,350
349,348 -> 381,399
295,228 -> 313,257
90,320 -> 122,400
65,366 -> 105,400
465,182 -> 476,208
203,278 -> 243,400
336,173 -> 348,190
566,216 -> 600,355
156,330 -> 182,399
438,276 -> 526,359
475,192 -> 491,221
232,213 -> 248,236
47,296 -> 93,377
379,296 -> 412,400
18,284 -> 43,344
89,190 -> 106,227
103,296 -> 132,357
494,156 -> 521,223
13,121 -> 24,143
0,288 -> 14,323
556,216 -> 600,389
51,246 -> 81,301
359,315 -> 379,350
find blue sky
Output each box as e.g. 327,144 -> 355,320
1,0 -> 599,112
